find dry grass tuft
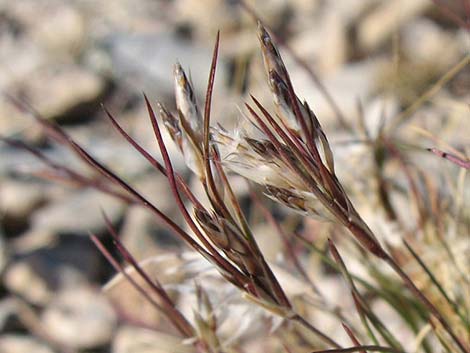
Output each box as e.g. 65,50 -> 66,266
2,14 -> 469,353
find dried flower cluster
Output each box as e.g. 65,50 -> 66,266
214,24 -> 386,260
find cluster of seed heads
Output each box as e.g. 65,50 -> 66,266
161,22 -> 386,259
154,24 -> 467,351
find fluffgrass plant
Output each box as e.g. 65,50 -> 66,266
2,16 -> 469,353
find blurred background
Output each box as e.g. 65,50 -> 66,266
0,0 -> 469,352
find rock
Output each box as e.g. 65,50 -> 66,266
0,179 -> 46,220
3,1 -> 85,55
3,260 -> 51,305
98,32 -> 227,99
69,0 -> 169,38
0,179 -> 46,235
0,42 -> 45,138
41,286 -> 116,349
289,58 -> 384,127
4,234 -> 103,305
175,0 -> 288,41
0,1 -> 95,131
0,298 -> 17,331
0,334 -> 53,353
30,189 -> 125,236
357,0 -> 431,51
19,64 -> 107,123
112,326 -> 194,353
1,65 -> 107,139
402,19 -> 459,68
290,10 -> 347,75
325,0 -> 376,26
10,228 -> 56,254
31,4 -> 85,56
0,296 -> 57,336
4,0 -> 86,56
0,4 -> 47,87
0,2 -> 99,137
288,0 -> 322,14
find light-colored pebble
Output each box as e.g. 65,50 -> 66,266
358,0 -> 431,51
112,325 -> 195,353
42,286 -> 116,349
30,190 -> 125,235
0,335 -> 54,353
24,65 -> 106,121
4,261 -> 51,305
0,179 -> 46,224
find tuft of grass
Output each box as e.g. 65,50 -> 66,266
2,13 -> 469,353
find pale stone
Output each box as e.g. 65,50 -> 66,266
0,179 -> 46,225
0,335 -> 53,353
112,326 -> 195,353
402,19 -> 459,68
25,65 -> 106,121
30,190 -> 125,235
4,261 -> 51,304
32,4 -> 85,56
42,287 -> 116,349
358,0 -> 431,51
291,10 -> 347,75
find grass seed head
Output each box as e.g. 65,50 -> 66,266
174,62 -> 202,134
158,64 -> 206,178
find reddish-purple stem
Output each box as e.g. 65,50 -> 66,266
144,95 -> 247,285
427,147 -> 470,169
89,235 -> 166,316
311,346 -> 404,353
1,137 -> 134,203
103,107 -> 204,208
201,31 -> 235,221
341,323 -> 365,353
90,233 -> 204,347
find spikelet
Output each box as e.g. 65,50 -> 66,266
258,22 -> 335,174
213,126 -> 297,188
193,206 -> 286,305
264,185 -> 336,221
158,64 -> 205,179
193,284 -> 220,351
174,63 -> 202,134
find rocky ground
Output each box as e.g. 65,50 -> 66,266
0,1 -> 468,352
